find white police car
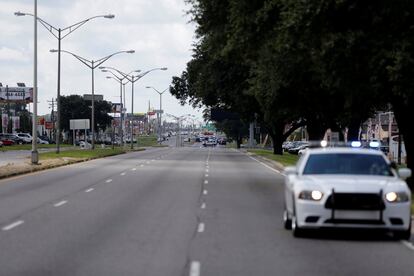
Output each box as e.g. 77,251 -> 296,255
283,144 -> 412,239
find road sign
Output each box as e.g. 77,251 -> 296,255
83,94 -> 103,101
111,103 -> 122,113
154,109 -> 164,114
70,119 -> 90,130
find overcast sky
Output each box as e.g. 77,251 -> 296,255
0,0 -> 202,122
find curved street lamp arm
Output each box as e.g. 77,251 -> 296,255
60,15 -> 114,39
15,12 -> 60,39
59,50 -> 92,68
105,70 -> 124,81
94,50 -> 133,68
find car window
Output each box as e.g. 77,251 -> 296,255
303,153 -> 393,176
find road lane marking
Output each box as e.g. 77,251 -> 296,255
105,179 -> 113,183
140,164 -> 144,167
205,174 -> 209,178
146,161 -> 150,164
205,169 -> 209,173
197,223 -> 205,233
203,190 -> 208,195
85,188 -> 94,193
131,168 -> 137,171
401,241 -> 414,251
204,180 -> 209,185
2,220 -> 24,231
120,172 -> 126,176
201,203 -> 206,209
189,261 -> 201,276
246,155 -> 284,175
54,200 -> 68,207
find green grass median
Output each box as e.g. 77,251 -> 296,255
39,148 -> 127,160
0,144 -> 73,152
248,149 -> 299,166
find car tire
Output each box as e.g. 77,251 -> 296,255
291,200 -> 306,237
283,209 -> 292,230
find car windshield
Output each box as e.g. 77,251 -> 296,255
303,153 -> 393,176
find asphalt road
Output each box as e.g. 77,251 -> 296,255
0,145 -> 413,276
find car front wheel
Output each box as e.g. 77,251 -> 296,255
283,208 -> 292,230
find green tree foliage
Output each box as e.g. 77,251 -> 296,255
173,0 -> 414,183
60,95 -> 112,132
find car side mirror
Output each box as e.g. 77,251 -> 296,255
284,166 -> 298,175
398,168 -> 412,180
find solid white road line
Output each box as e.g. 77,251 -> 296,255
85,188 -> 94,193
246,155 -> 284,175
201,202 -> 206,209
189,261 -> 201,276
105,179 -> 113,183
2,220 -> 24,231
54,200 -> 68,207
401,241 -> 414,251
197,223 -> 205,233
120,172 -> 126,176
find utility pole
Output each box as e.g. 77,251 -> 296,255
47,98 -> 55,141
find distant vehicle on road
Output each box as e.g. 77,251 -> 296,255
283,147 -> 412,239
16,133 -> 33,143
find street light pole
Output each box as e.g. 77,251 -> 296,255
31,0 -> 38,164
15,12 -> 115,153
146,86 -> 168,145
50,49 -> 135,149
101,67 -> 168,148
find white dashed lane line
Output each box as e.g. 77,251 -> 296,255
205,174 -> 209,178
189,261 -> 201,276
204,180 -> 208,185
85,188 -> 94,193
54,200 -> 68,207
203,190 -> 208,195
131,168 -> 137,171
401,240 -> 414,251
140,164 -> 144,167
120,172 -> 126,176
105,179 -> 113,183
197,223 -> 205,233
201,202 -> 206,209
2,220 -> 24,231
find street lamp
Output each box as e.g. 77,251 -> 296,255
104,73 -> 134,146
146,86 -> 168,144
32,0 -> 38,164
101,67 -> 167,149
15,11 -> 115,154
50,49 -> 135,149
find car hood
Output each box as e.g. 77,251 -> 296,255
298,175 -> 408,193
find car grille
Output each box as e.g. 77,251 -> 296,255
325,193 -> 385,211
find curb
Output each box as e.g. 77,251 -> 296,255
0,148 -> 146,180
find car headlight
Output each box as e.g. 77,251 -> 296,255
385,192 -> 409,203
298,190 -> 323,201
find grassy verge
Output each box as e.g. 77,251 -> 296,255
248,149 -> 299,166
39,148 -> 127,160
135,135 -> 159,147
1,144 -> 73,151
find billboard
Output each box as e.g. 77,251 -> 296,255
70,119 -> 90,130
84,94 -> 103,101
0,87 -> 33,103
111,103 -> 122,113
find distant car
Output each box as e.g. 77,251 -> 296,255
283,147 -> 412,240
16,133 -> 32,144
2,134 -> 25,145
37,137 -> 49,144
288,143 -> 309,155
0,134 -> 14,146
217,137 -> 227,145
0,140 -> 3,147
